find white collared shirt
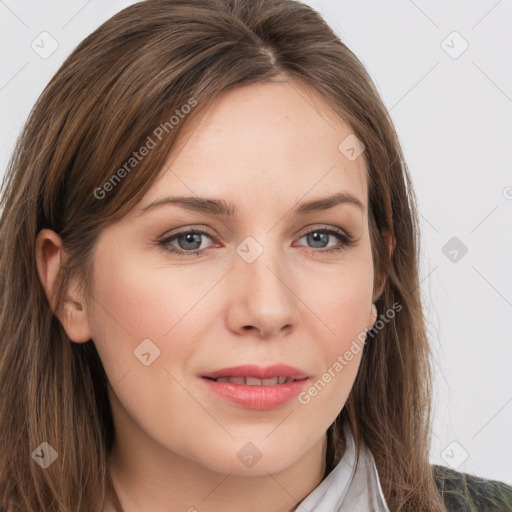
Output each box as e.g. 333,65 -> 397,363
297,421 -> 391,511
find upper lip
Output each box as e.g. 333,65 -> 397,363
201,364 -> 308,380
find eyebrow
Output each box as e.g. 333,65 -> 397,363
140,192 -> 365,216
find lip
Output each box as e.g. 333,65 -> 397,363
201,364 -> 308,380
200,364 -> 309,410
201,377 -> 309,410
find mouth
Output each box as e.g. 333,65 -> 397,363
199,364 -> 309,410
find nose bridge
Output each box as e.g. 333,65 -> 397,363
229,231 -> 298,336
236,231 -> 286,292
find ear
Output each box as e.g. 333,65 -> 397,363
35,229 -> 92,343
367,302 -> 378,330
372,229 -> 394,302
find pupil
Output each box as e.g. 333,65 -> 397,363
308,232 -> 327,248
180,233 -> 201,250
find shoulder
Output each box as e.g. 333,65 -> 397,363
432,464 -> 512,511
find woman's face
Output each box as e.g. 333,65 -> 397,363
81,80 -> 377,475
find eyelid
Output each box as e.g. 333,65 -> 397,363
164,225 -> 216,237
295,224 -> 350,239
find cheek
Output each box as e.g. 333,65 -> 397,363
86,249 -> 212,439
296,280 -> 369,428
302,246 -> 374,346
86,242 -> 210,385
297,247 -> 373,401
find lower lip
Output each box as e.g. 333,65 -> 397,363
201,377 -> 309,410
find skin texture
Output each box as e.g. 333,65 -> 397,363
36,79 -> 388,512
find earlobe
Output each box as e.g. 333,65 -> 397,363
35,229 -> 92,343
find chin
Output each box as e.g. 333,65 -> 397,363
193,446 -> 300,477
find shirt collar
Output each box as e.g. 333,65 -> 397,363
297,421 -> 391,511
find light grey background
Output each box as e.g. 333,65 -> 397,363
1,0 -> 511,484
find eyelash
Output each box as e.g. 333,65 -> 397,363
157,227 -> 355,258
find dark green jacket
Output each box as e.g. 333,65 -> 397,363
433,464 -> 512,511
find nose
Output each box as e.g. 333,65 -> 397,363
225,239 -> 299,340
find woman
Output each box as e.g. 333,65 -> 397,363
0,0 -> 510,510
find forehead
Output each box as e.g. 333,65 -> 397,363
141,80 -> 367,214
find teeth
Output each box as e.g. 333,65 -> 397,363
213,376 -> 293,385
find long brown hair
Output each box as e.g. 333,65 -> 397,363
0,0 -> 445,510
